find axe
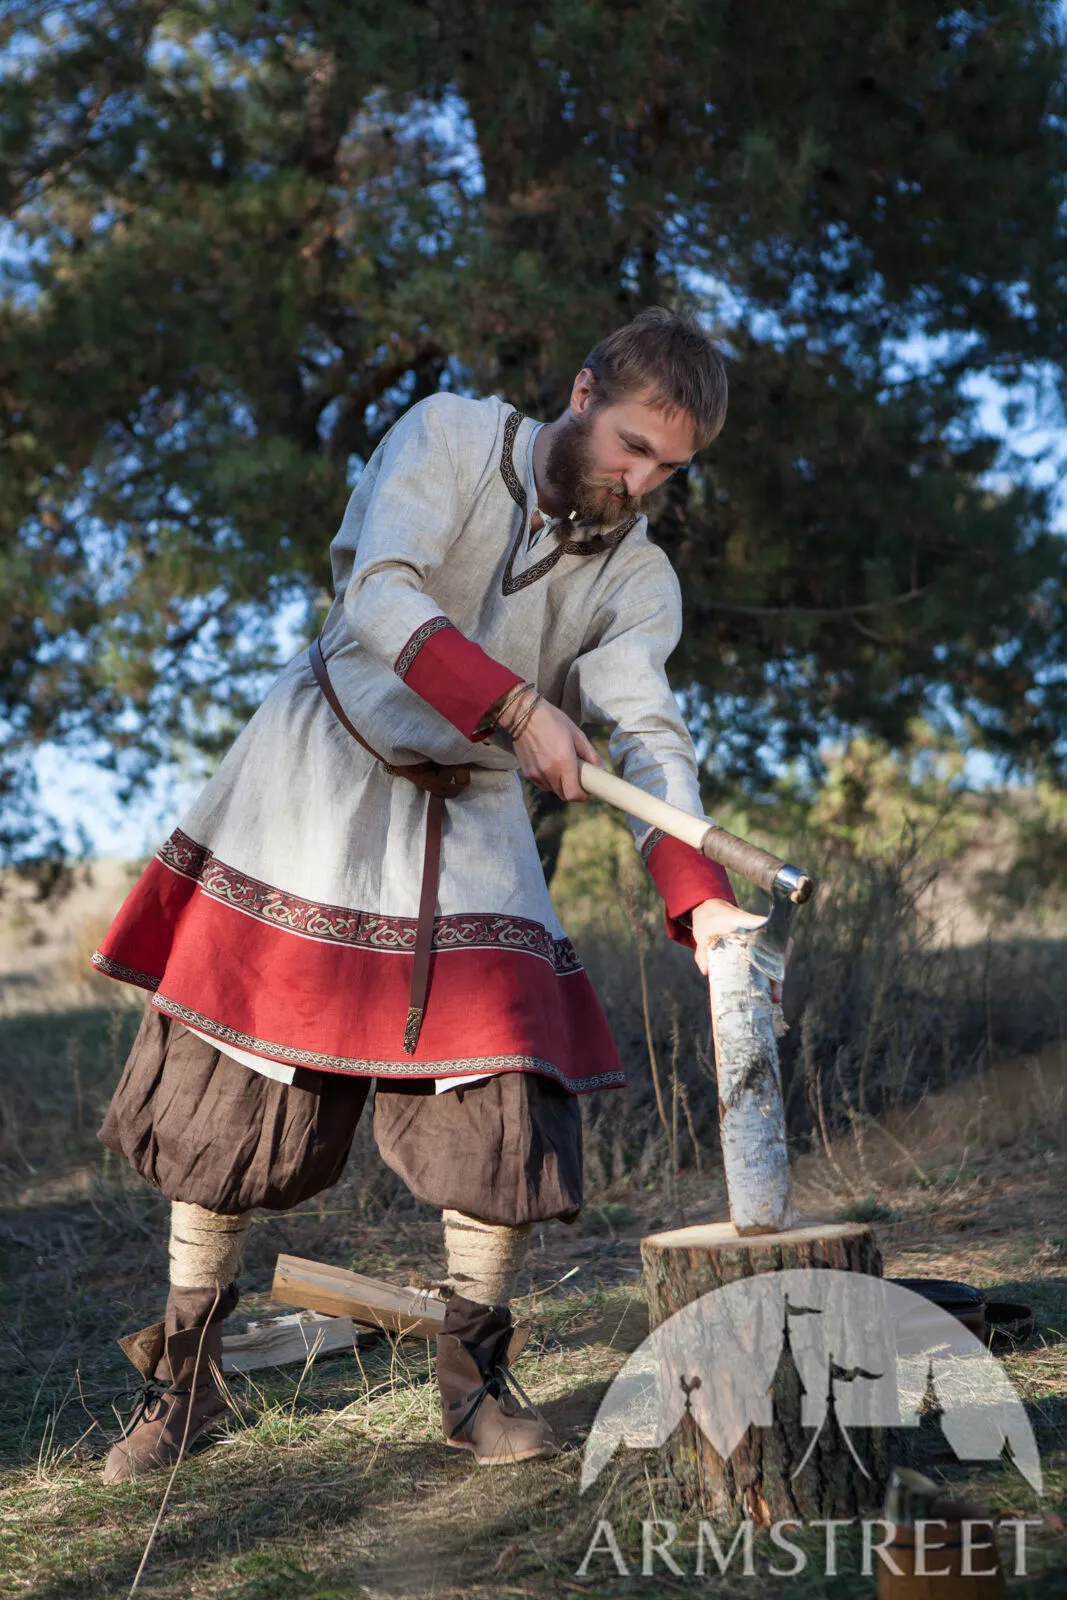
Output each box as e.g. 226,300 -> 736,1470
577,761 -> 812,983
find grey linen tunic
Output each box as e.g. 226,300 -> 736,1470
93,394 -> 724,1094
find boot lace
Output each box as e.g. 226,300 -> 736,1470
448,1357 -> 547,1440
113,1379 -> 167,1440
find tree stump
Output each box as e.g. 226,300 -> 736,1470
641,1219 -> 886,1525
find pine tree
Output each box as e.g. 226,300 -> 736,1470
2,0 -> 1065,856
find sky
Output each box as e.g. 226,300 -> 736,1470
34,743 -> 205,860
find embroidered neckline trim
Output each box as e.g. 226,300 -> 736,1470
498,410 -> 637,596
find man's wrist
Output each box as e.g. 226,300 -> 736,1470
682,895 -> 736,929
497,684 -> 540,738
479,681 -> 529,735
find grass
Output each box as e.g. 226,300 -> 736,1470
1,998 -> 1066,1596
549,808 -> 1067,1204
0,856 -> 1065,1596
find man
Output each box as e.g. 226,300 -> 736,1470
92,307 -> 766,1481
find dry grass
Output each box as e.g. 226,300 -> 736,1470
792,1039 -> 1067,1203
0,856 -> 1064,1596
565,857 -> 1067,1212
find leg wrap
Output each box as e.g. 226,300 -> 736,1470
442,1208 -> 531,1307
168,1201 -> 250,1290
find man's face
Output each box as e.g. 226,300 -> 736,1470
544,377 -> 699,528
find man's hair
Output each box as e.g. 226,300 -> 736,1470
581,307 -> 728,447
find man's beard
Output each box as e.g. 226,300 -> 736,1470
542,411 -> 640,530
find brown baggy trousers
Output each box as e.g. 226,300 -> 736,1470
99,1006 -> 584,1226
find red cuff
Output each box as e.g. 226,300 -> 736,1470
394,617 -> 523,742
641,830 -> 737,947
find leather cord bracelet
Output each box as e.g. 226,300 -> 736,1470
494,680 -> 535,728
475,679 -> 535,740
502,686 -> 541,741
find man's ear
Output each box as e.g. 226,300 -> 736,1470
569,367 -> 595,416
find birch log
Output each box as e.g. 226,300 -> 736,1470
706,932 -> 795,1235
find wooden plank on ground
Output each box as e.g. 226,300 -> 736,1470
270,1254 -> 447,1337
221,1311 -> 371,1374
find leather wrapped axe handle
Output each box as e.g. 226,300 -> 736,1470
577,761 -> 812,904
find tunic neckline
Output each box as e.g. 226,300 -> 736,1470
498,410 -> 638,596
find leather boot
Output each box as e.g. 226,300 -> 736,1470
103,1282 -> 238,1484
436,1293 -> 557,1466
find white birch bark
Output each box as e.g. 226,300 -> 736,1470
707,935 -> 796,1235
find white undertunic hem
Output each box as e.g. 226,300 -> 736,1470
184,1023 -> 489,1093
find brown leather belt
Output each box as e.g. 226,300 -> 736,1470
308,636 -> 471,1055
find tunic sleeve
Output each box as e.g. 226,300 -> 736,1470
567,543 -> 736,945
332,396 -> 523,741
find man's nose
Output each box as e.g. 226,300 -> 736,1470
622,465 -> 655,498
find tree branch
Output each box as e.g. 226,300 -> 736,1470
702,588 -> 929,620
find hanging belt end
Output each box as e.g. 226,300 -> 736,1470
403,1007 -> 424,1056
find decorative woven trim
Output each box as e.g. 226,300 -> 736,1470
498,410 -> 639,596
394,615 -> 455,679
155,831 -> 211,882
563,513 -> 639,558
502,528 -> 567,595
639,828 -> 667,863
500,410 -> 527,507
154,829 -> 582,972
91,950 -> 162,991
151,993 -> 626,1091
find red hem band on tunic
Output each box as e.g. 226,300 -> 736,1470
641,829 -> 737,947
393,616 -> 524,742
91,830 -> 625,1095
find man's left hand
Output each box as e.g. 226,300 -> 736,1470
691,897 -> 784,1004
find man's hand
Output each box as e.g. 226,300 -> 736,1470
506,696 -> 602,801
691,897 -> 785,1004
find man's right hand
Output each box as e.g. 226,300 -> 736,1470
505,696 -> 601,801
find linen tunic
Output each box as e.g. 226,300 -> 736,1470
92,395 -> 732,1093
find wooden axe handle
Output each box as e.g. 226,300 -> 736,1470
577,761 -> 792,895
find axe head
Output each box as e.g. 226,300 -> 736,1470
741,864 -> 811,984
